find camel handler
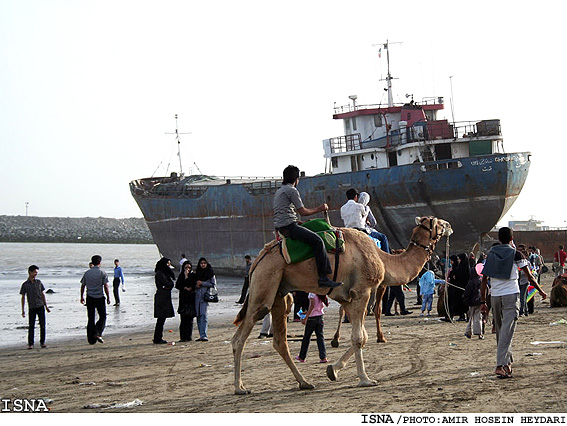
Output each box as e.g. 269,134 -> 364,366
273,165 -> 342,289
480,226 -> 547,379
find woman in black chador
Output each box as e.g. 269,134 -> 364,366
153,257 -> 175,344
447,253 -> 470,321
175,260 -> 196,341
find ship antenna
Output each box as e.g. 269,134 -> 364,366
374,40 -> 401,107
165,114 -> 192,177
449,76 -> 456,126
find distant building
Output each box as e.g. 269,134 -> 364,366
508,218 -> 549,231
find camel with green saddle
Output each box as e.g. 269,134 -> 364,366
231,216 -> 452,394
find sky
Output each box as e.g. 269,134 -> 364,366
1,0 -> 566,228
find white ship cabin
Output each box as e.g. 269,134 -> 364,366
323,97 -> 504,173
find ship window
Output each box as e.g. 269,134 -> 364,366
352,117 -> 357,131
331,157 -> 338,168
345,119 -> 351,132
373,115 -> 382,127
370,153 -> 374,160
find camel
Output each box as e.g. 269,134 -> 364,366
550,274 -> 567,307
231,216 -> 452,394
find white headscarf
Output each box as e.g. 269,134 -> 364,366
358,192 -> 370,206
357,192 -> 377,228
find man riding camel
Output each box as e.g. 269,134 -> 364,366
273,165 -> 342,288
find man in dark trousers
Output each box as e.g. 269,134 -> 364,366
273,165 -> 341,288
80,255 -> 110,344
20,265 -> 50,349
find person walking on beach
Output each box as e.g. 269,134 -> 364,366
236,255 -> 252,304
480,227 -> 547,378
194,257 -> 216,341
273,165 -> 341,289
112,259 -> 125,306
153,257 -> 176,344
175,260 -> 196,342
20,265 -> 50,349
553,245 -> 566,277
295,293 -> 329,363
80,255 -> 110,344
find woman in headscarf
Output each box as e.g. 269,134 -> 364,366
357,191 -> 391,254
175,260 -> 196,342
447,253 -> 470,321
153,257 -> 175,344
194,257 -> 216,341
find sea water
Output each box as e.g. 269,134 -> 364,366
0,242 -> 245,348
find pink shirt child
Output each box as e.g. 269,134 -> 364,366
307,293 -> 326,317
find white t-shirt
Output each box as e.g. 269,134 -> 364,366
490,251 -> 529,297
340,200 -> 367,229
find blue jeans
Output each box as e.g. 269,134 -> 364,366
197,312 -> 208,339
519,284 -> 528,316
369,231 -> 391,254
421,294 -> 433,312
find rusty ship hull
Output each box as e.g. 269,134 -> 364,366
130,151 -> 530,275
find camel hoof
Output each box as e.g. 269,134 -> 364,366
326,364 -> 338,381
358,379 -> 377,387
299,382 -> 315,390
377,337 -> 387,343
235,388 -> 251,395
330,338 -> 339,348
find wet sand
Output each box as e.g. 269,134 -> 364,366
1,274 -> 566,413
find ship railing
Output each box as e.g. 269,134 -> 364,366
334,97 -> 444,114
328,120 -> 501,153
328,133 -> 363,153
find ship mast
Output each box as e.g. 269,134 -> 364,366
165,114 -> 192,177
375,40 -> 401,107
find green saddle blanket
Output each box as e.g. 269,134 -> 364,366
279,219 -> 345,264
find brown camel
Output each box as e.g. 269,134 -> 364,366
231,216 -> 452,394
550,274 -> 567,307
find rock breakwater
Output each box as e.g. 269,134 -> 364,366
0,215 -> 153,244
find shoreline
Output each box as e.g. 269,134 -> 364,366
1,274 -> 566,413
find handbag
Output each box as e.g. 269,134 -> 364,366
540,264 -> 549,274
179,304 -> 196,317
204,286 -> 219,303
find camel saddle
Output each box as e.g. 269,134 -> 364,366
276,218 -> 345,265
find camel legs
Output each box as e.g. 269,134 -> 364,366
232,269 -> 283,395
232,309 -> 257,395
330,305 -> 344,348
271,293 -> 315,390
326,294 -> 377,387
374,284 -> 387,343
332,285 -> 388,347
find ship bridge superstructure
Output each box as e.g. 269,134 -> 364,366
324,99 -> 504,174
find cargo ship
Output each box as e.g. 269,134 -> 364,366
130,43 -> 530,274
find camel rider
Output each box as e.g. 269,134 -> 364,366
273,165 -> 342,289
340,188 -> 391,253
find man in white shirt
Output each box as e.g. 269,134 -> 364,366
340,188 -> 391,253
480,227 -> 547,379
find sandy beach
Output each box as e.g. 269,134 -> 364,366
1,273 -> 566,414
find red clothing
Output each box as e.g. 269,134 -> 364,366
554,250 -> 567,266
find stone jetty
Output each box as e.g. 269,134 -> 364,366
0,215 -> 153,244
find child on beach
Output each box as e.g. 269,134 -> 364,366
20,265 -> 50,349
295,293 -> 329,363
419,269 -> 444,316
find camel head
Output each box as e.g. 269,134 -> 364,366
410,216 -> 452,254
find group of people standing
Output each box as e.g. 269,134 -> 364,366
153,257 -> 216,344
